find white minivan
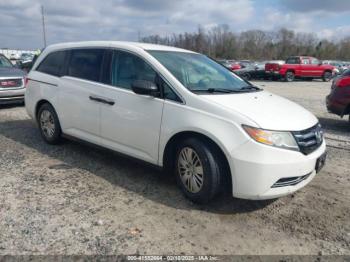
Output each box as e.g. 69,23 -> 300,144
25,41 -> 326,203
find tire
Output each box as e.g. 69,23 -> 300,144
37,103 -> 62,144
175,137 -> 222,204
285,71 -> 295,82
243,73 -> 251,80
323,71 -> 332,82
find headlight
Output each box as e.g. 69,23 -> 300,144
242,125 -> 299,151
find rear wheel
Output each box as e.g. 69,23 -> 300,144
285,71 -> 295,82
323,71 -> 332,82
37,103 -> 62,144
175,138 -> 222,204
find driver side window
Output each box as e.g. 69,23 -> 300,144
111,51 -> 157,90
302,58 -> 310,65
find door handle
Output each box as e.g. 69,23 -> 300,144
89,96 -> 115,106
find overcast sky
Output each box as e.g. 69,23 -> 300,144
1,0 -> 350,50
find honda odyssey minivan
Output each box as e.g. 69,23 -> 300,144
25,41 -> 326,203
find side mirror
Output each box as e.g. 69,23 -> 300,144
131,80 -> 158,96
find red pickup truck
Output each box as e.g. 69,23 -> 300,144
265,56 -> 335,82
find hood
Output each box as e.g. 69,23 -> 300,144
0,67 -> 26,78
322,64 -> 335,70
201,90 -> 318,131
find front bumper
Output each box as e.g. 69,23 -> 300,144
0,88 -> 25,104
229,139 -> 326,200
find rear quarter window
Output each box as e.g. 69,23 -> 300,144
36,51 -> 67,76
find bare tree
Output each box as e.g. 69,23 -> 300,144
141,25 -> 350,60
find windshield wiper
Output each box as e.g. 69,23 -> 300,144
192,88 -> 238,93
192,86 -> 262,94
239,85 -> 262,91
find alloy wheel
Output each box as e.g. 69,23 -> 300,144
177,147 -> 204,193
40,110 -> 55,138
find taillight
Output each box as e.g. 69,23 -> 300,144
24,77 -> 29,88
336,77 -> 350,88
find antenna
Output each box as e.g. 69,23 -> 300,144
41,5 -> 47,47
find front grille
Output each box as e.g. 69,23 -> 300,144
0,78 -> 23,88
271,173 -> 311,188
292,123 -> 323,155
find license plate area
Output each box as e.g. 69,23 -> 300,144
315,152 -> 327,173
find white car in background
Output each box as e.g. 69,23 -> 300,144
25,41 -> 326,203
9,53 -> 21,60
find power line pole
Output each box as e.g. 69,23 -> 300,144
138,30 -> 141,42
41,5 -> 47,48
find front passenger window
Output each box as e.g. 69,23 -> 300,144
111,51 -> 157,90
311,59 -> 319,65
163,81 -> 182,103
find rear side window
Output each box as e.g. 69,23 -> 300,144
286,57 -> 300,64
67,49 -> 104,82
36,51 -> 67,76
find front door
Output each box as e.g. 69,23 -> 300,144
99,50 -> 164,164
300,57 -> 323,77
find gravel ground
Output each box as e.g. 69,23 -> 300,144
0,80 -> 349,255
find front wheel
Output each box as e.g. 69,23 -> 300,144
175,138 -> 222,204
323,71 -> 332,82
37,103 -> 62,144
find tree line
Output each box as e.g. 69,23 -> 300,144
141,25 -> 350,61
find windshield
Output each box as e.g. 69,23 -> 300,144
148,50 -> 256,93
0,56 -> 13,68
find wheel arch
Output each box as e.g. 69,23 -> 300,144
162,130 -> 232,193
35,99 -> 60,123
35,99 -> 51,119
322,70 -> 333,82
342,103 -> 350,116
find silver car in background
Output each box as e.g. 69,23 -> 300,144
0,54 -> 26,104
